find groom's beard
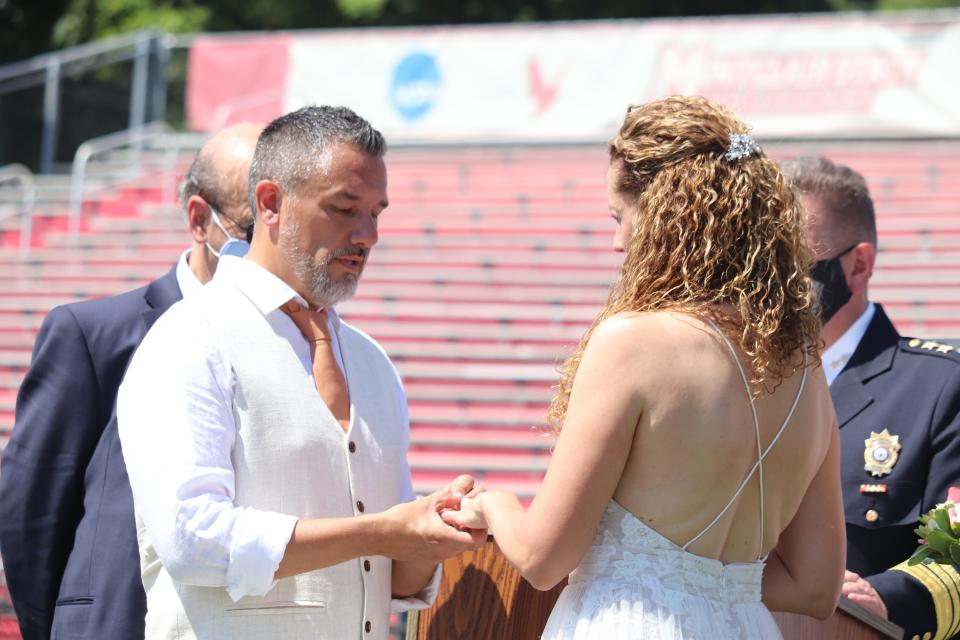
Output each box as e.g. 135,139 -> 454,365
280,219 -> 368,307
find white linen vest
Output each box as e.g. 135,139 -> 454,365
137,280 -> 409,640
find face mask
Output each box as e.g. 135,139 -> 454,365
811,244 -> 856,324
218,237 -> 250,258
206,207 -> 251,259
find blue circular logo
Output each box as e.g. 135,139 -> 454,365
389,52 -> 441,122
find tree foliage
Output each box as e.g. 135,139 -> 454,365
51,0 -> 211,48
2,0 -> 959,64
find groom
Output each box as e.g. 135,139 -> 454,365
117,105 -> 484,639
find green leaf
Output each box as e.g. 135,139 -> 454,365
908,545 -> 933,566
934,507 -> 953,533
917,523 -> 937,541
951,542 -> 960,567
926,530 -> 954,555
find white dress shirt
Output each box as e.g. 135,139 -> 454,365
118,256 -> 436,608
174,248 -> 204,298
821,302 -> 876,386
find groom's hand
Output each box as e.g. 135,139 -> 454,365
377,487 -> 484,563
441,474 -> 476,511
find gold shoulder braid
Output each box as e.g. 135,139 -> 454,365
892,560 -> 960,640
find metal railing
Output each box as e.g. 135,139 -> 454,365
67,123 -> 207,236
68,122 -> 168,235
158,131 -> 207,206
0,30 -> 176,173
0,164 -> 36,256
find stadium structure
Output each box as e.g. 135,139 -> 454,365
1,11 -> 959,638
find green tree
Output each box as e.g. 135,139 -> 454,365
3,0 -> 959,68
52,0 -> 211,48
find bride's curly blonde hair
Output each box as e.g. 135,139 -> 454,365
547,96 -> 821,433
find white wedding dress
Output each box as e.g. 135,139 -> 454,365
541,322 -> 808,639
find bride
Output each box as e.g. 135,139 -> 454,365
442,96 -> 845,638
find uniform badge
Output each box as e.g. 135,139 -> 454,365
863,429 -> 901,477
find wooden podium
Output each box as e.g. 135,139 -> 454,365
407,541 -> 903,639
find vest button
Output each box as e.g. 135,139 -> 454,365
357,500 -> 365,513
348,441 -> 357,453
865,509 -> 879,523
363,559 -> 371,572
365,620 -> 372,633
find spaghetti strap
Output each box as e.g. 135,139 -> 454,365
682,319 -> 808,561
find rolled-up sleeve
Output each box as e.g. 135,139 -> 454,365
117,304 -> 298,601
391,564 -> 442,612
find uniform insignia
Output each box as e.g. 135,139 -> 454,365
830,356 -> 850,370
906,338 -> 956,355
864,429 -> 901,477
859,483 -> 888,494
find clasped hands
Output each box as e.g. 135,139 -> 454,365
438,475 -> 489,533
378,474 -> 489,564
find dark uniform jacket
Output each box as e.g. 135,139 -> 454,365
834,304 -> 960,640
0,266 -> 182,640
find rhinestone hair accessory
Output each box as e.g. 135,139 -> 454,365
725,133 -> 761,162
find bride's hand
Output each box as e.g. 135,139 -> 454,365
441,494 -> 488,530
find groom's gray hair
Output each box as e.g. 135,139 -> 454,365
248,105 -> 386,213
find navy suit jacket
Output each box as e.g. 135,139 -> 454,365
0,266 -> 182,640
834,304 -> 960,640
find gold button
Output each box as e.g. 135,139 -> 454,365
923,633 -> 932,640
865,509 -> 879,523
911,635 -> 920,640
909,338 -> 922,348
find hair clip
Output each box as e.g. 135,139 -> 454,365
725,133 -> 761,162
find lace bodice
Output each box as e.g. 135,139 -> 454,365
570,501 -> 764,604
540,501 -> 781,639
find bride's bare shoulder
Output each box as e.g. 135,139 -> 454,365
595,311 -> 713,346
582,313 -> 715,377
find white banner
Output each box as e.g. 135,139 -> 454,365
188,13 -> 960,140
286,22 -> 658,142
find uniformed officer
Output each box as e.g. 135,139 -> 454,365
784,155 -> 960,640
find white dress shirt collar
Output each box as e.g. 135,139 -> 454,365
175,249 -> 204,298
213,256 -> 342,330
822,302 -> 876,386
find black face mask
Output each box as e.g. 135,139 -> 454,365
811,244 -> 856,324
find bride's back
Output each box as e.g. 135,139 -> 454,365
524,97 -> 844,629
611,311 -> 836,565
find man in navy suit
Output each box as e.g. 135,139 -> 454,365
0,123 -> 261,640
786,156 -> 960,640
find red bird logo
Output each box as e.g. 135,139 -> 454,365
529,58 -> 562,114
